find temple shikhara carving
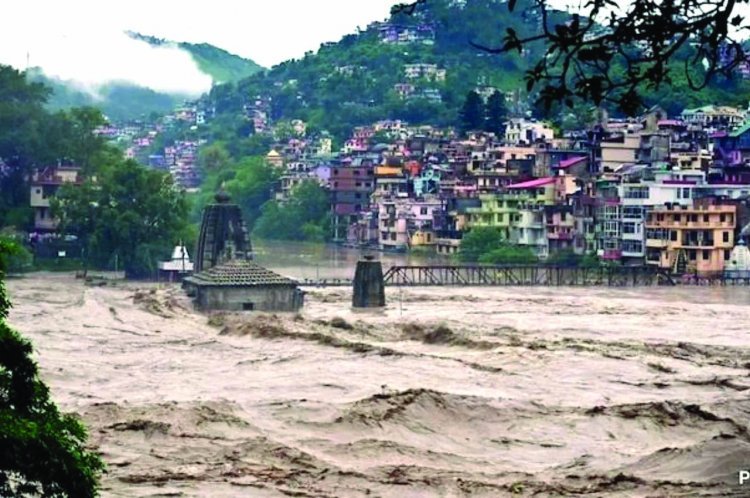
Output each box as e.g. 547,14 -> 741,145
183,191 -> 304,311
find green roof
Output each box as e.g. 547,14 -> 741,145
730,121 -> 750,138
184,260 -> 297,287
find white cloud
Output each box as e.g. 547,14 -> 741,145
0,0 -> 399,95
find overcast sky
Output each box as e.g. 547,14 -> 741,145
0,0 -> 400,94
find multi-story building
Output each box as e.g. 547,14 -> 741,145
330,157 -> 376,240
645,203 -> 736,275
30,164 -> 82,232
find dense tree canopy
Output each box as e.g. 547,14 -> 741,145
254,180 -> 331,241
52,160 -> 190,278
395,0 -> 750,115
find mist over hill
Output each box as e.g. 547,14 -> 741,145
26,32 -> 263,122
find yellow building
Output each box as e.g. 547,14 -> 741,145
645,204 -> 736,275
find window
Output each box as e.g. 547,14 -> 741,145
242,303 -> 254,311
390,233 -> 397,241
657,213 -> 664,222
674,214 -> 681,222
354,170 -> 361,176
720,213 -> 726,222
725,249 -> 732,260
671,230 -> 678,241
723,231 -> 729,243
682,188 -> 691,199
622,222 -> 637,234
703,214 -> 709,222
624,186 -> 649,199
622,240 -> 643,253
689,214 -> 698,222
623,206 -> 643,219
702,250 -> 710,260
420,207 -> 428,215
381,231 -> 388,239
689,250 -> 696,261
333,169 -> 339,176
355,182 -> 362,187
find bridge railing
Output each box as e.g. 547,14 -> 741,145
381,264 -> 671,287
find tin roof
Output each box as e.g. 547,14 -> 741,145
506,177 -> 555,189
184,260 -> 297,287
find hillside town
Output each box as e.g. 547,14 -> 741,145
28,100 -> 750,280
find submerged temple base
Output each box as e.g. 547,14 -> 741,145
352,257 -> 385,308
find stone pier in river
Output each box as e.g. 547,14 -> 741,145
352,256 -> 385,308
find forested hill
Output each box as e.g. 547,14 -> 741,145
127,32 -> 264,83
206,0 -> 750,140
27,68 -> 185,122
26,34 -> 263,122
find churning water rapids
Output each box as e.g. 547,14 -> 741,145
7,243 -> 750,496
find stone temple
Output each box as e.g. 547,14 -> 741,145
183,191 -> 304,312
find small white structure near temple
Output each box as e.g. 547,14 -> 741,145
725,239 -> 750,277
158,245 -> 194,280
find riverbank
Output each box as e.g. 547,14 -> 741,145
7,273 -> 750,496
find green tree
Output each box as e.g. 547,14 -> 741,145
224,156 -> 280,228
0,240 -> 104,497
51,182 -> 100,276
459,90 -> 484,133
53,160 -> 189,278
197,142 -> 230,173
485,90 -> 507,136
0,66 -> 50,228
254,180 -> 330,241
458,227 -> 505,262
478,245 -> 538,264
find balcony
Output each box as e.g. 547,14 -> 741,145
646,239 -> 669,248
548,231 -> 574,240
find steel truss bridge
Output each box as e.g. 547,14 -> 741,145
298,265 -> 685,287
380,265 -> 672,287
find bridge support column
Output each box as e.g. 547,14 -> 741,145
352,256 -> 385,308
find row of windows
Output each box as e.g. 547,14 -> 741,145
332,168 -> 374,176
652,213 -> 730,223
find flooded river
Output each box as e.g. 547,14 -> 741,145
6,245 -> 750,496
252,239 -> 442,281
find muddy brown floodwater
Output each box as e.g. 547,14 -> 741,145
7,272 -> 750,497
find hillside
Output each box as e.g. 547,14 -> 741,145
27,34 -> 263,122
27,68 -> 184,122
205,0 -> 750,141
127,32 -> 264,83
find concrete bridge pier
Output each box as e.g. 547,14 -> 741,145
352,256 -> 385,308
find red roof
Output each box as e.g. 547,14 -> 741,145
557,156 -> 587,169
506,177 -> 555,189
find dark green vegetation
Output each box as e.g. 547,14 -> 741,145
128,32 -> 264,83
458,227 -> 537,263
0,67 -> 109,229
203,0 -> 750,142
0,240 -> 103,497
398,0 -> 750,115
26,68 -> 184,123
254,181 -> 331,242
52,160 -> 190,278
458,227 -> 600,266
0,64 -> 191,277
192,148 -> 333,242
